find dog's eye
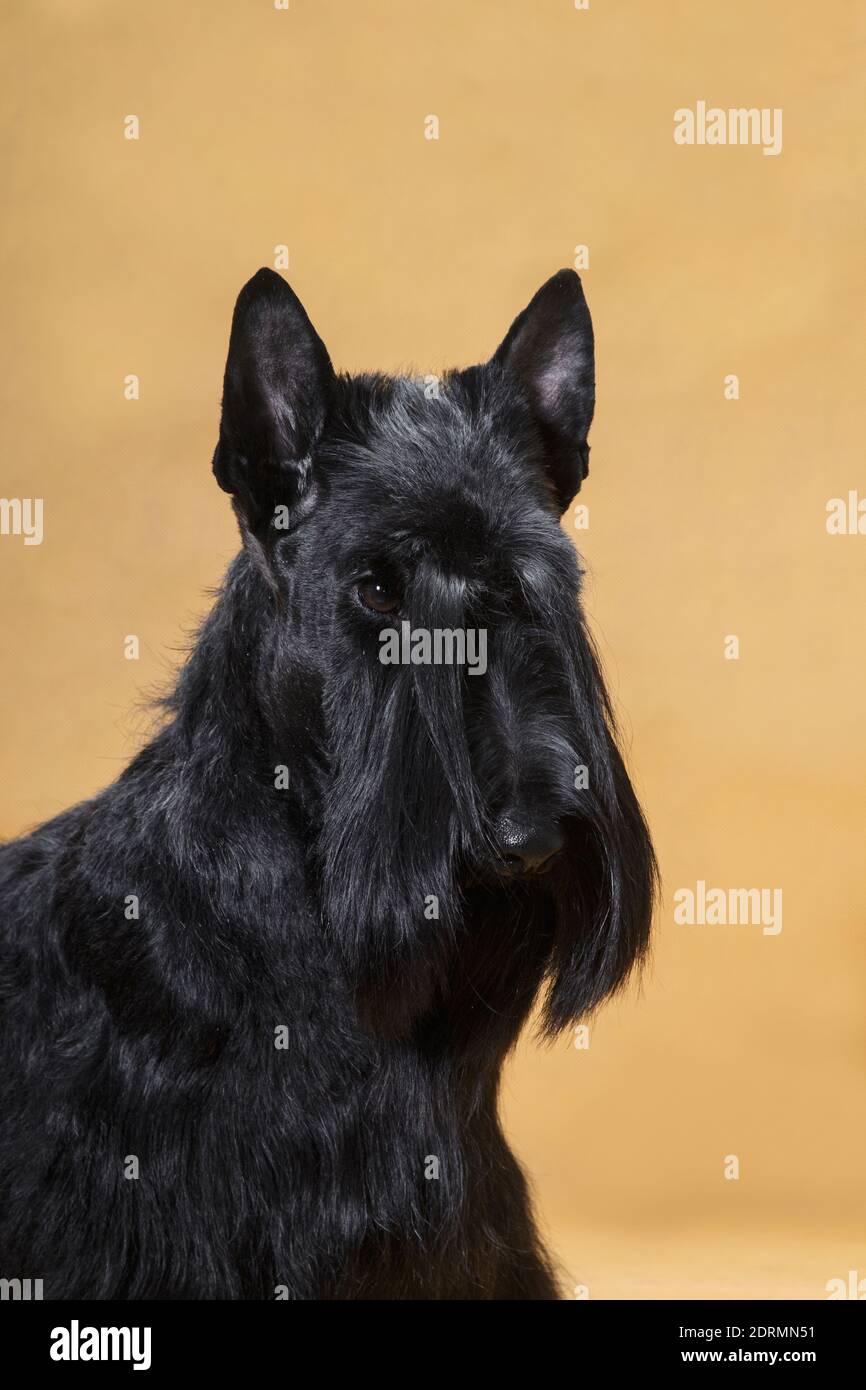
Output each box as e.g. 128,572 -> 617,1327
357,577 -> 401,615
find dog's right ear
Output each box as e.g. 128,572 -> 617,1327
213,268 -> 334,533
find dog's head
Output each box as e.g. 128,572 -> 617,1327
212,269 -> 655,1040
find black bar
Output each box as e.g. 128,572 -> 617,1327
0,1297 -> 860,1376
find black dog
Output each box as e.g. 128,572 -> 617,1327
0,269 -> 655,1299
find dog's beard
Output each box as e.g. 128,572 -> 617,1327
314,614 -> 655,1041
531,623 -> 657,1037
315,657 -> 475,1037
539,781 -> 654,1035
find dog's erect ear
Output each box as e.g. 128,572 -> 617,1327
213,268 -> 334,531
492,269 -> 595,511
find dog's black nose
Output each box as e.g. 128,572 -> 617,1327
492,816 -> 564,877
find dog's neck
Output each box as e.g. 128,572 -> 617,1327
163,549 -> 324,810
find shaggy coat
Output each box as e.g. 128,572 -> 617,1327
0,269 -> 655,1299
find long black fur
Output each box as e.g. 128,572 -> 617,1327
0,269 -> 655,1299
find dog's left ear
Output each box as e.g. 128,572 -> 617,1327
213,268 -> 335,532
492,269 -> 595,511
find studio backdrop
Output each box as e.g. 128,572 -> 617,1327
1,0 -> 863,1299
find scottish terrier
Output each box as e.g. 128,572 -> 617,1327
0,268 -> 655,1299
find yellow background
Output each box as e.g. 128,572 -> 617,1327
1,0 -> 864,1299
